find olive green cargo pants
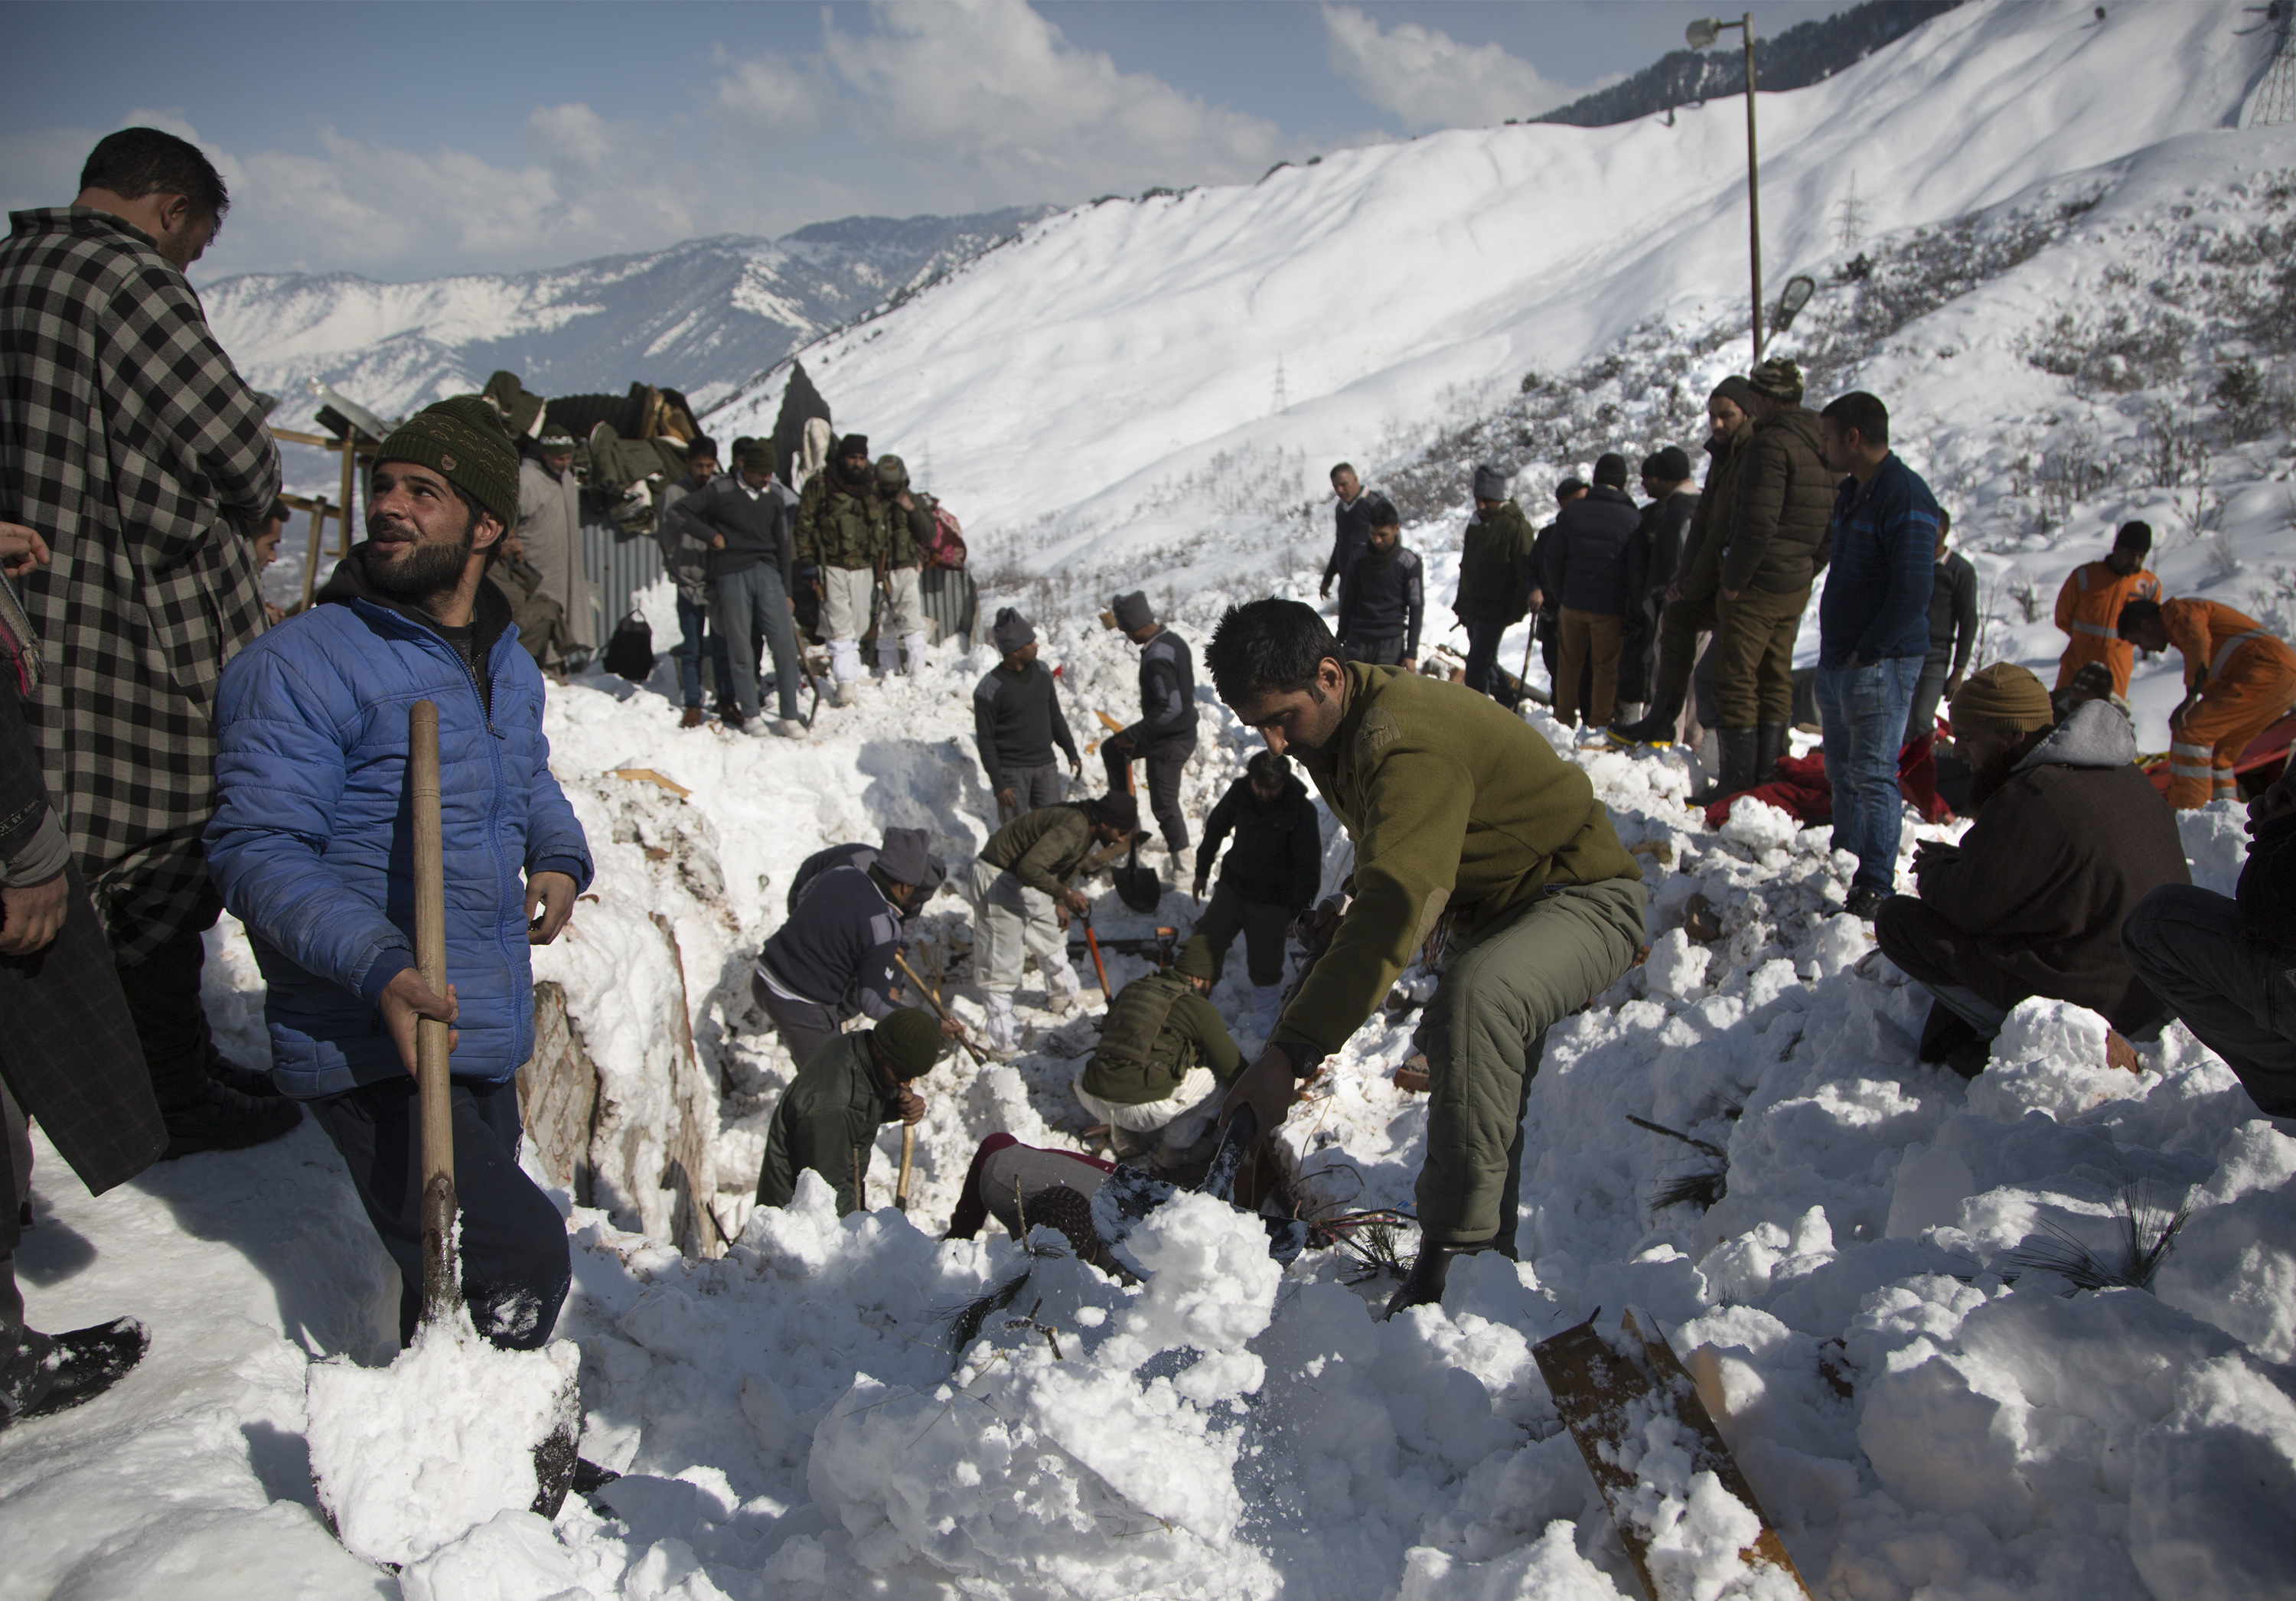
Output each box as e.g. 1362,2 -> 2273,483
1415,877 -> 1647,1251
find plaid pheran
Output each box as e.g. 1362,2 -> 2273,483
0,207 -> 278,963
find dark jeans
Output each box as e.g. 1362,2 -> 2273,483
1463,619 -> 1509,696
1103,730 -> 1195,851
2122,885 -> 2296,1117
714,564 -> 803,721
1816,655 -> 1922,895
308,1075 -> 569,1350
995,761 -> 1067,825
116,911 -> 221,1110
1906,657 -> 1952,747
753,971 -> 842,1071
674,593 -> 733,711
1651,589 -> 1720,726
1342,634 -> 1407,667
1195,883 -> 1293,986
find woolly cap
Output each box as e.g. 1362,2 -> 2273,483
374,396 -> 521,530
1171,934 -> 1215,980
876,454 -> 908,491
2115,520 -> 2153,555
1709,375 -> 1755,412
1746,358 -> 1805,404
1554,477 -> 1587,502
1643,445 -> 1693,482
1094,791 -> 1139,831
736,439 -> 777,474
1592,452 -> 1629,489
876,827 -> 933,887
1949,662 -> 2054,739
872,1008 -> 942,1080
536,431 -> 577,453
1472,462 -> 1510,502
1111,591 -> 1155,633
991,606 -> 1035,656
836,432 -> 871,461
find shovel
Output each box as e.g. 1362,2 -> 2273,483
1533,1308 -> 1812,1600
1081,911 -> 1114,1001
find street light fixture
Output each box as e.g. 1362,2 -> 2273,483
1687,13 -> 1766,359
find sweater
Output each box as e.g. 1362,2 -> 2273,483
972,659 -> 1079,791
1818,453 -> 1941,667
758,865 -> 904,1022
1324,493 -> 1375,587
2239,810 -> 2296,947
665,475 -> 797,588
1198,773 -> 1322,909
1133,627 -> 1198,741
1543,484 -> 1645,615
1336,543 -> 1424,654
1277,664 -> 1642,1058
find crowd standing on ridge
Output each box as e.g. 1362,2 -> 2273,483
2,124 -> 2294,1474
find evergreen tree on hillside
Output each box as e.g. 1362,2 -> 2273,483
770,359 -> 833,489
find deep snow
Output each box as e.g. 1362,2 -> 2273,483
8,2 -> 2296,1597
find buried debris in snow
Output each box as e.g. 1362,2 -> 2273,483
1535,1307 -> 1813,1601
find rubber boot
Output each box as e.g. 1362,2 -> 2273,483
1689,727 -> 1758,807
1383,1235 -> 1493,1317
1249,983 -> 1284,1040
983,993 -> 1020,1058
1755,722 -> 1789,787
1610,690 -> 1684,750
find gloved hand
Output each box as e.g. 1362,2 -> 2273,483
1383,1236 -> 1493,1318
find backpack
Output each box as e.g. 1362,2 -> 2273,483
923,502 -> 968,569
602,610 -> 655,682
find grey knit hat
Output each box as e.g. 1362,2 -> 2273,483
991,607 -> 1035,656
1472,463 -> 1510,502
1111,591 -> 1154,633
876,827 -> 933,887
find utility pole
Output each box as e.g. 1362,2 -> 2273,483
1688,13 -> 1764,358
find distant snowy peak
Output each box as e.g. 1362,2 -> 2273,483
203,207 -> 1049,421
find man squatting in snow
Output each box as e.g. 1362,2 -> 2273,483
1208,598 -> 1646,1313
964,790 -> 1140,1055
751,825 -> 964,1074
205,396 -> 594,1351
1192,748 -> 1323,1042
1071,934 -> 1242,1166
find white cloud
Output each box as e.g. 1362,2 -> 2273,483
1320,4 -> 1581,131
705,52 -> 840,147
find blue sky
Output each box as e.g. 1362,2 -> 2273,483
0,1 -> 1842,283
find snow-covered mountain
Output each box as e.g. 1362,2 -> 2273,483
203,207 -> 1048,418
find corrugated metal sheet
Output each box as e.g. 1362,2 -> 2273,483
582,517 -> 663,634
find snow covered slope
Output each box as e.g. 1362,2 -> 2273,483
205,207 -> 1045,418
708,0 -> 2271,576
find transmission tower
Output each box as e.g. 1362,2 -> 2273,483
2247,2 -> 2296,128
1273,354 -> 1290,413
1834,171 -> 1870,252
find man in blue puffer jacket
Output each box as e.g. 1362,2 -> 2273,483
206,396 -> 593,1350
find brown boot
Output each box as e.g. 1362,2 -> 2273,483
679,706 -> 705,729
2105,1030 -> 2140,1074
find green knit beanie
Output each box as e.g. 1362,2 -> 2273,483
1172,935 -> 1215,981
872,1008 -> 943,1080
374,395 -> 521,531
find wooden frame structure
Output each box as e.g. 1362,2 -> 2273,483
269,425 -> 374,611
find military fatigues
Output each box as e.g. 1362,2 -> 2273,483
755,1032 -> 900,1213
877,490 -> 933,674
796,471 -> 895,686
1073,970 -> 1242,1150
964,803 -> 1094,1048
1281,665 -> 1646,1250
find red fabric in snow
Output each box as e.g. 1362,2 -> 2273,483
1701,733 -> 1955,830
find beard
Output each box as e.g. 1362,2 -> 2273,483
362,527 -> 475,605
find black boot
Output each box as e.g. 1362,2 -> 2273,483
1755,722 -> 1789,785
1609,693 -> 1684,751
2,1318 -> 147,1431
1690,727 -> 1758,807
1383,1235 -> 1493,1317
161,1081 -> 302,1160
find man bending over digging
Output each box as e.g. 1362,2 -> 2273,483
1206,598 -> 1646,1313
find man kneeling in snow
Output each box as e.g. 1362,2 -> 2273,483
2122,762 -> 2296,1120
755,1008 -> 943,1213
1073,936 -> 1241,1166
206,398 -> 593,1351
1874,663 -> 2187,1078
1208,599 -> 1647,1313
944,1133 -> 1113,1263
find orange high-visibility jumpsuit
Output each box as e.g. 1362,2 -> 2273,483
2055,559 -> 2160,693
2162,598 -> 2296,808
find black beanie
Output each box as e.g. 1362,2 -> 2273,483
1643,446 -> 1692,482
872,1008 -> 942,1080
837,433 -> 870,461
1593,453 -> 1629,489
2115,520 -> 2153,555
1094,791 -> 1140,832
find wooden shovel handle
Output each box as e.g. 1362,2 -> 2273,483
893,950 -> 986,1065
895,1125 -> 915,1212
409,701 -> 459,1318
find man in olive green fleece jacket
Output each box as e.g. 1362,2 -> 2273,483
1073,935 -> 1241,1162
964,791 -> 1139,1055
755,1008 -> 943,1212
1208,599 -> 1647,1311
